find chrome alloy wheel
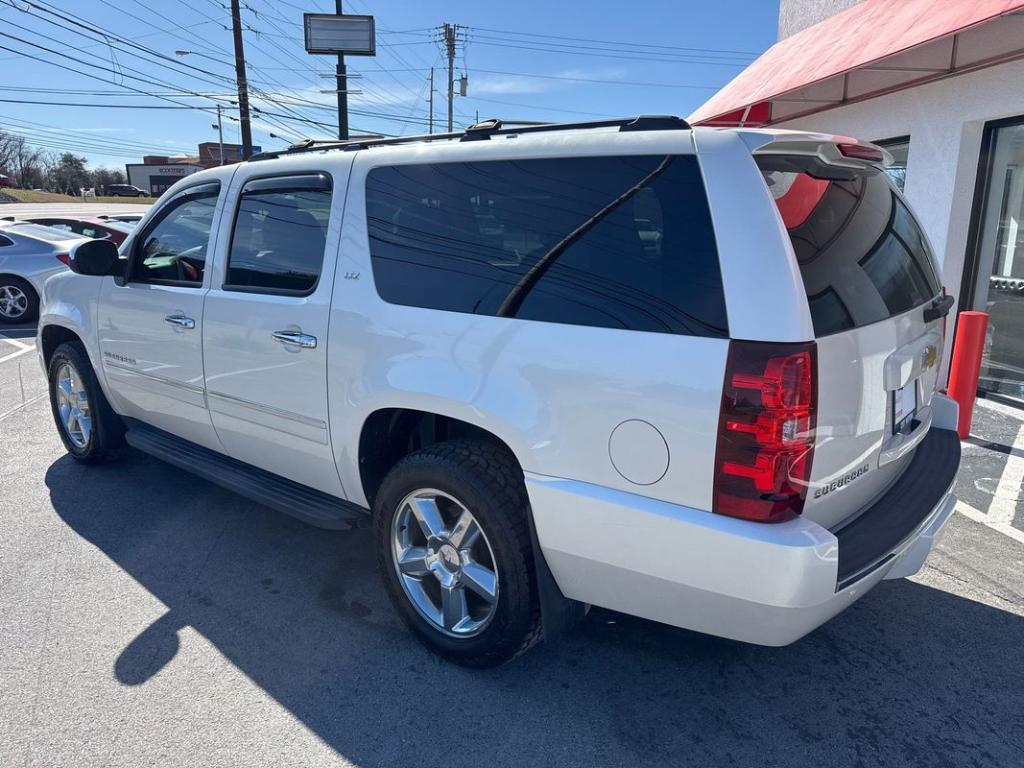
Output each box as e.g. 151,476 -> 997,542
391,489 -> 499,637
0,284 -> 28,319
55,362 -> 91,448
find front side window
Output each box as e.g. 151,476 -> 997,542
226,174 -> 331,294
133,187 -> 219,285
365,155 -> 726,337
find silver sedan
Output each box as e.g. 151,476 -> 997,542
0,222 -> 88,324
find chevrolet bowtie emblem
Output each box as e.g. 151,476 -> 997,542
921,345 -> 937,369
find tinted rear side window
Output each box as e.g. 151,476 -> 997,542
226,175 -> 331,294
757,155 -> 940,335
365,155 -> 727,337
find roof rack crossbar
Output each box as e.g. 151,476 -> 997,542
249,115 -> 690,161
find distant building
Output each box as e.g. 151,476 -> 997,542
198,142 -> 262,166
124,161 -> 204,196
691,0 -> 1024,404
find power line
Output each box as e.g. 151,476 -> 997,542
468,25 -> 760,57
469,68 -> 721,91
0,97 -> 226,108
460,96 -> 614,119
466,38 -> 754,66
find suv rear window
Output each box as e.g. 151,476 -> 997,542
757,155 -> 940,335
365,155 -> 727,337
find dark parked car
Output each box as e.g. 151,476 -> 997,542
24,217 -> 133,245
108,184 -> 148,197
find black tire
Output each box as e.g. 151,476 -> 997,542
137,192 -> 146,197
47,341 -> 125,463
374,440 -> 542,668
0,275 -> 38,324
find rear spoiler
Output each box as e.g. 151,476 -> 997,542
735,129 -> 893,170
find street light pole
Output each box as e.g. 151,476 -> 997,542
335,0 -> 349,140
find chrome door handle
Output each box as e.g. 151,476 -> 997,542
272,330 -> 317,349
163,314 -> 195,329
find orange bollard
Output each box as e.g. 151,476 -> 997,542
946,311 -> 989,439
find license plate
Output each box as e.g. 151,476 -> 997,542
893,382 -> 918,435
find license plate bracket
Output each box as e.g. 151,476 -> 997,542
893,381 -> 918,435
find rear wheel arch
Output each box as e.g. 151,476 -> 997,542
357,407 -> 524,508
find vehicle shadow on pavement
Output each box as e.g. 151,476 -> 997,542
46,449 -> 1024,768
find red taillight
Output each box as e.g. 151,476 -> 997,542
714,340 -> 817,523
837,142 -> 884,163
55,252 -> 69,265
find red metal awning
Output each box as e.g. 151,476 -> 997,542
690,0 -> 1024,127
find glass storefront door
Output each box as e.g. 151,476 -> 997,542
970,119 -> 1024,402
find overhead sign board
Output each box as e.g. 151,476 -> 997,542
303,13 -> 375,56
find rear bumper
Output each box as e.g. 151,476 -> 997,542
527,429 -> 960,646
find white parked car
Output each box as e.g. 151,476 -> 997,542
37,117 -> 961,666
0,222 -> 86,324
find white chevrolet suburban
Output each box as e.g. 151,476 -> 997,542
38,117 -> 961,667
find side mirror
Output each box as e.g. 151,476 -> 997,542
68,239 -> 122,277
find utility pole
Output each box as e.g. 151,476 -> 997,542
335,0 -> 349,140
229,0 -> 253,159
443,23 -> 458,132
216,105 -> 224,165
428,67 -> 434,134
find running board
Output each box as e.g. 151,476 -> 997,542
124,420 -> 368,530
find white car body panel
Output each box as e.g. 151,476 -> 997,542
201,154 -> 354,495
691,128 -> 814,343
36,123 -> 961,649
329,139 -> 728,511
96,181 -> 230,451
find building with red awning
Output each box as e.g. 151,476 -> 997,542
692,0 -> 1024,404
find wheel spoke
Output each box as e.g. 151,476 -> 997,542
448,509 -> 480,550
441,584 -> 469,631
77,414 -> 91,445
397,546 -> 430,577
410,497 -> 445,539
460,561 -> 497,603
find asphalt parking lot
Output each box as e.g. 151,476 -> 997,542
2,323 -> 1023,768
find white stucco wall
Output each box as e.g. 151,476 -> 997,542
773,60 -> 1024,377
778,0 -> 863,38
774,59 -> 1024,306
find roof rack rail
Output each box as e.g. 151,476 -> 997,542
249,115 -> 690,161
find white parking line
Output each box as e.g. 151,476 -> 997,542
957,500 -> 1024,545
0,392 -> 47,422
0,333 -> 33,350
987,422 -> 1024,527
957,419 -> 1024,544
0,344 -> 35,364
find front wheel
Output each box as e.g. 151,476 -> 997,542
374,440 -> 541,667
47,342 -> 124,463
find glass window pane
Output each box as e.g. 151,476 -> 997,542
758,156 -> 940,335
365,155 -> 727,337
134,193 -> 217,284
877,137 -> 910,192
971,122 -> 1024,401
226,186 -> 331,293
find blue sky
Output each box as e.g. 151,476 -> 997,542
0,0 -> 779,171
